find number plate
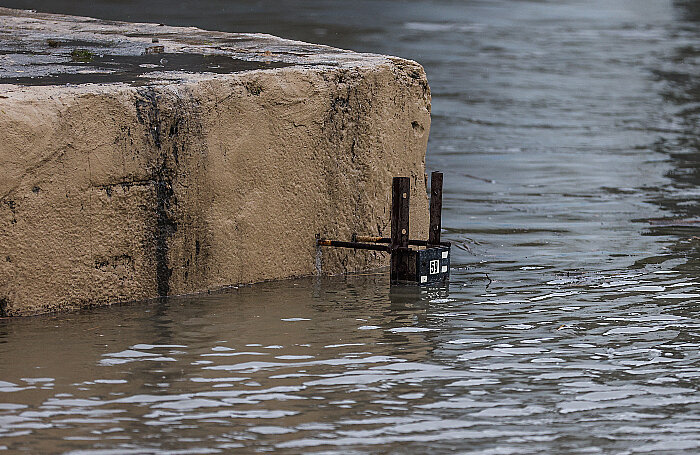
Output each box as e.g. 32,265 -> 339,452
429,259 -> 440,275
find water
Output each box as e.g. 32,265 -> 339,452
1,0 -> 700,453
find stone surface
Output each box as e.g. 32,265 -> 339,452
0,8 -> 431,316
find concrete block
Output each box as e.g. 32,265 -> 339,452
0,8 -> 431,315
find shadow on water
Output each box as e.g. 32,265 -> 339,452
640,0 -> 700,279
674,0 -> 700,22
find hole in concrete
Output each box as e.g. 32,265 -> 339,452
411,121 -> 424,135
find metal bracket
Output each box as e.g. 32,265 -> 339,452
317,171 -> 450,285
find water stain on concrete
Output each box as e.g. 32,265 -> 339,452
1,52 -> 291,86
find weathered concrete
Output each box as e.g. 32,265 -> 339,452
0,8 -> 431,316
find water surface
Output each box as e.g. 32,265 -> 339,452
1,0 -> 700,453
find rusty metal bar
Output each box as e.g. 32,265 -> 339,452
354,235 -> 450,247
317,239 -> 391,252
429,171 -> 443,245
353,235 -> 385,243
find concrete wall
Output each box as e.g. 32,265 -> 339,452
0,9 -> 431,316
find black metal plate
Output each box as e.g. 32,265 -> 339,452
416,246 -> 450,284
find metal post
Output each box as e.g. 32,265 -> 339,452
391,177 -> 410,282
391,177 -> 410,249
429,171 -> 443,245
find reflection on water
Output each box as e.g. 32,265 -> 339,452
1,0 -> 700,453
2,274 -> 700,454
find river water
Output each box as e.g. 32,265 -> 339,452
1,0 -> 700,453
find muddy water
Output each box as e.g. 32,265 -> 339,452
1,0 -> 700,453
